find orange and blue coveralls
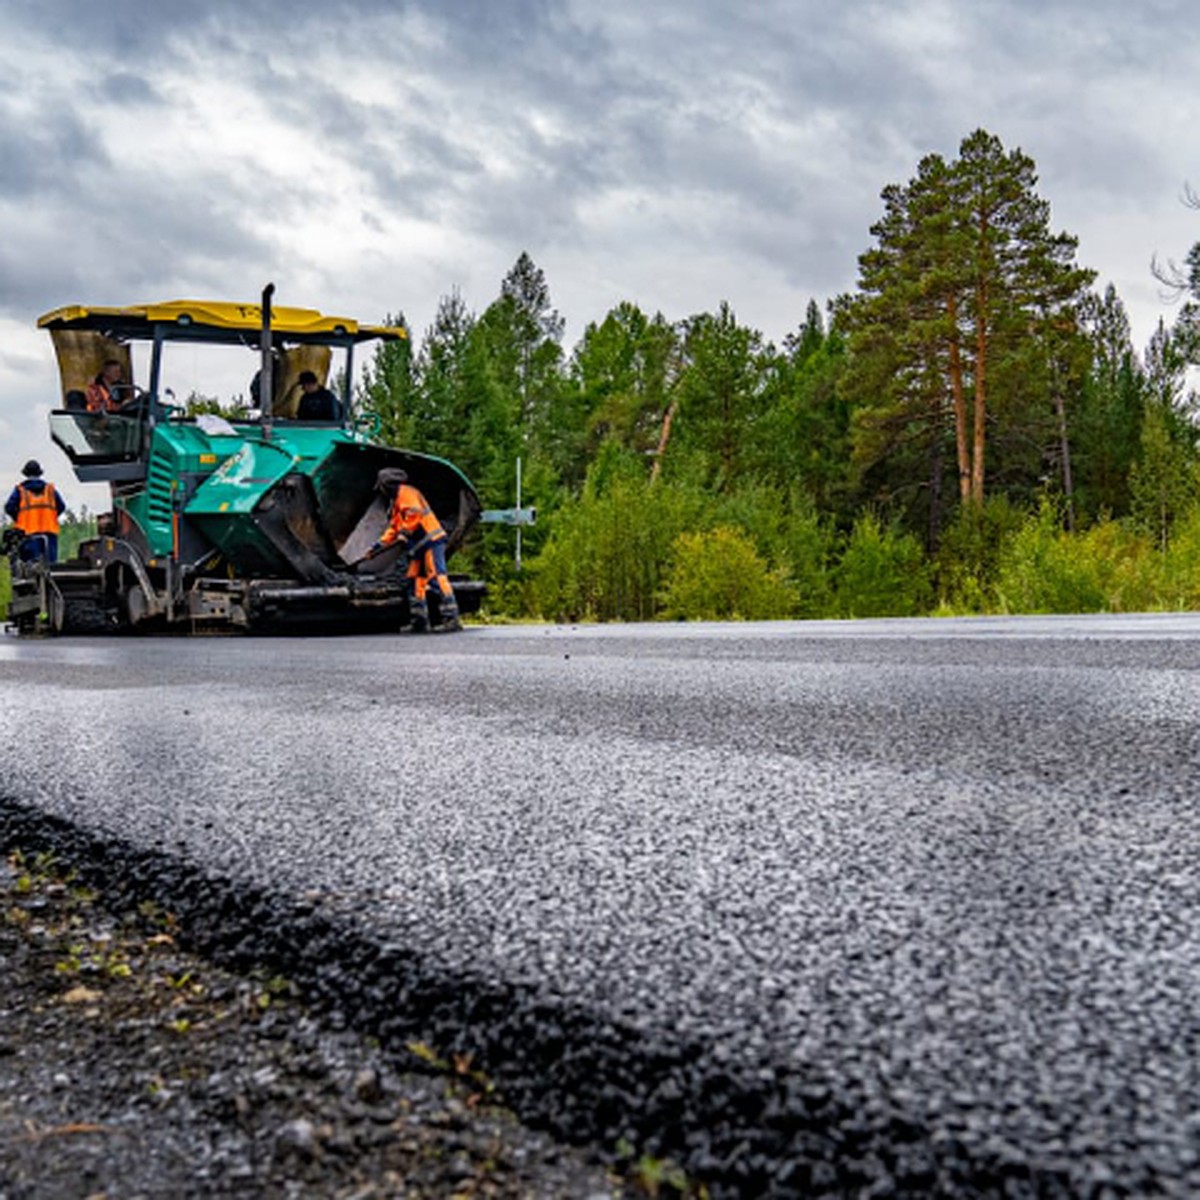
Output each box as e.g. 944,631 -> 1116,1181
376,484 -> 460,621
5,479 -> 65,562
379,484 -> 445,552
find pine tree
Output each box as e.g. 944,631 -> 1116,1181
358,313 -> 415,448
755,303 -> 852,521
570,302 -> 678,476
955,131 -> 1093,510
842,130 -> 1095,540
497,251 -> 565,438
670,302 -> 769,490
787,299 -> 826,367
412,288 -> 476,462
838,152 -> 966,544
1072,286 -> 1145,520
1130,320 -> 1200,549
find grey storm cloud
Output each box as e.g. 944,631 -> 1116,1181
1,0 -> 1197,333
98,73 -> 165,108
2,0 -> 1196,499
0,99 -> 109,201
15,0 -> 576,63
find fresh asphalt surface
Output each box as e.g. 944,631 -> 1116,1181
2,613 -> 1199,1196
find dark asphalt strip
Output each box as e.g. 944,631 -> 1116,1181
1,795 -> 1117,1199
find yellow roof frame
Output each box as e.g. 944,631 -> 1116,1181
37,300 -> 406,344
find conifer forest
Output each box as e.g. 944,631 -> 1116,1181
368,131 -> 1198,622
22,129 -> 1200,624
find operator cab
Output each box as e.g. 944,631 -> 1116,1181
38,299 -> 403,484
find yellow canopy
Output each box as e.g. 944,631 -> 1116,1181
37,300 -> 406,344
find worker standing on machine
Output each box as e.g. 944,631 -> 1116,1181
360,468 -> 462,632
5,460 -> 66,563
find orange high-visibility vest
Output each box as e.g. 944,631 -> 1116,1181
15,483 -> 60,536
86,380 -> 115,412
381,483 -> 445,547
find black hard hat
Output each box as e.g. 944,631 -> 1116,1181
22,460 -> 42,477
375,467 -> 408,496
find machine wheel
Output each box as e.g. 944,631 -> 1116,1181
46,586 -> 65,633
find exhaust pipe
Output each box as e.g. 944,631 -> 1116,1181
260,282 -> 275,442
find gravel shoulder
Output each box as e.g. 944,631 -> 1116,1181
0,847 -> 691,1200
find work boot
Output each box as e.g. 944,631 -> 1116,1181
403,598 -> 429,633
433,593 -> 462,632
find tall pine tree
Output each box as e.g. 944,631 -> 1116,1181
842,130 -> 1094,541
357,313 -> 415,448
1072,285 -> 1145,520
669,301 -> 769,490
1130,319 -> 1199,548
570,301 -> 678,478
413,288 -> 477,463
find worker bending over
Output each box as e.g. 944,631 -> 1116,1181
5,460 -> 66,563
363,468 -> 462,632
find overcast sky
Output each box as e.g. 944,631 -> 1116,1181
2,0 -> 1197,511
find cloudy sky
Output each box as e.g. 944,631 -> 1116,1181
2,0 -> 1197,511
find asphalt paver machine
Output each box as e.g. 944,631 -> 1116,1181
5,287 -> 484,634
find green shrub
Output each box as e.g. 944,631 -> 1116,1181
936,496 -> 1024,612
529,472 -> 707,622
1159,505 -> 1200,610
994,502 -> 1160,614
476,557 -> 540,621
59,509 -> 98,562
778,506 -> 836,618
994,502 -> 1101,613
709,484 -> 834,617
833,512 -> 932,617
1078,519 -> 1161,613
659,525 -> 799,620
1129,402 -> 1200,551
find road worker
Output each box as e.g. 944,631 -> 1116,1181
85,360 -> 130,412
360,468 -> 462,632
295,370 -> 343,421
5,460 -> 66,563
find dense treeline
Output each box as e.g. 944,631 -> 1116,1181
361,128 -> 1200,621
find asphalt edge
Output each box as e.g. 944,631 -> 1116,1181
0,795 -> 1081,1198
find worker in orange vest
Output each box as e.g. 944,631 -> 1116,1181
5,460 -> 66,563
359,468 -> 462,632
85,360 -> 130,412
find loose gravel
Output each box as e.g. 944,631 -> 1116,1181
0,846 -> 664,1200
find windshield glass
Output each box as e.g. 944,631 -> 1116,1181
50,410 -> 144,461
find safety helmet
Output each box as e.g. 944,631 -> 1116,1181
21,460 -> 42,477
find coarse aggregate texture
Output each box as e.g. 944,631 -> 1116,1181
0,850 -> 624,1199
2,613 -> 1200,1196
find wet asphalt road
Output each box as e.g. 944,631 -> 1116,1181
2,613 -> 1199,1196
